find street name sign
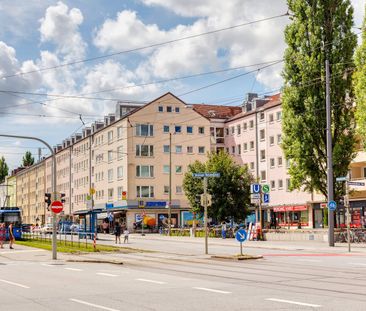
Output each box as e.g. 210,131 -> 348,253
327,200 -> 337,211
192,172 -> 220,178
235,229 -> 247,242
336,176 -> 348,182
348,181 -> 365,186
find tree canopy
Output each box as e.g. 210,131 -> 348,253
22,151 -> 35,167
282,0 -> 357,200
0,156 -> 9,184
183,151 -> 253,222
354,6 -> 366,147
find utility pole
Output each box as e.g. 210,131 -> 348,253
0,134 -> 57,258
325,59 -> 335,247
168,132 -> 172,236
344,179 -> 351,252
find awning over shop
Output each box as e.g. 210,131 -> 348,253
273,205 -> 308,212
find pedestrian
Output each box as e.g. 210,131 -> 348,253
0,223 -> 6,248
8,223 -> 14,249
221,222 -> 227,239
114,222 -> 121,244
123,228 -> 129,244
102,221 -> 109,234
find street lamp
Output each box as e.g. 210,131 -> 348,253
168,132 -> 172,236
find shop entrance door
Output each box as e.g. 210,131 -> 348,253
314,210 -> 323,228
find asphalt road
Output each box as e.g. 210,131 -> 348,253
1,238 -> 366,311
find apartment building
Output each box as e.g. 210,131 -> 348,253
225,93 -> 325,228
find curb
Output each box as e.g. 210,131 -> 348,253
211,255 -> 263,260
66,259 -> 123,265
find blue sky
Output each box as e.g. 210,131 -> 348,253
0,0 -> 364,169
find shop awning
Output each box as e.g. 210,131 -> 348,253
273,205 -> 307,212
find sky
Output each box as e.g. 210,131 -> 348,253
0,0 -> 364,170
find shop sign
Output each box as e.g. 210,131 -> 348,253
146,201 -> 167,207
105,203 -> 114,209
273,205 -> 307,212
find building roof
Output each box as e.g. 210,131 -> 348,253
227,93 -> 281,123
192,104 -> 242,120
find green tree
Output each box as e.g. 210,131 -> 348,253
0,156 -> 9,183
354,5 -> 366,147
22,151 -> 34,167
183,151 -> 253,222
282,0 -> 357,200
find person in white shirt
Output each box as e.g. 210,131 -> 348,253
123,229 -> 129,243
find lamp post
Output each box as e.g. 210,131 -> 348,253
168,132 -> 172,236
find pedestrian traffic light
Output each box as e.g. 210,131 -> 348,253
45,193 -> 51,210
60,193 -> 66,204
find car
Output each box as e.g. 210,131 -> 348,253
40,224 -> 54,234
69,224 -> 80,232
21,224 -> 32,233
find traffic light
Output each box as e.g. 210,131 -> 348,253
60,193 -> 66,204
45,193 -> 51,210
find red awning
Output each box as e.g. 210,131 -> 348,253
273,205 -> 308,212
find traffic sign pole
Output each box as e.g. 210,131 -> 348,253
240,242 -> 243,256
203,176 -> 208,255
345,179 -> 351,253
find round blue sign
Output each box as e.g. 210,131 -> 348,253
235,229 -> 247,242
328,200 -> 337,211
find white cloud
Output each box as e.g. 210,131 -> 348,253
39,1 -> 86,61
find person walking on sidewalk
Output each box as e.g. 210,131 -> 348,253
123,229 -> 129,243
0,223 -> 6,248
114,222 -> 121,244
8,223 -> 14,249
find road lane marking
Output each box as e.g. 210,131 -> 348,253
136,278 -> 166,284
349,262 -> 366,266
65,268 -> 83,271
96,273 -> 118,277
70,299 -> 120,311
41,264 -> 55,267
266,298 -> 321,308
0,279 -> 30,289
193,287 -> 231,294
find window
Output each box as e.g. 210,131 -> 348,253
270,180 -> 276,190
260,150 -> 266,161
250,141 -> 254,150
225,128 -> 229,135
260,129 -> 265,141
250,162 -> 255,170
243,143 -> 248,152
163,165 -> 170,174
226,147 -> 229,153
278,157 -> 283,167
175,107 -> 180,113
249,120 -> 254,129
187,126 -> 193,134
175,125 -> 181,133
198,146 -> 205,154
176,186 -> 182,194
277,111 -> 282,121
231,126 -> 235,134
237,144 -> 241,155
117,127 -> 123,139
158,106 -> 163,112
117,186 -> 123,200
259,112 -> 265,121
167,106 -> 172,112
237,125 -> 241,135
136,165 -> 153,178
108,169 -> 113,182
269,136 -> 274,146
278,179 -> 283,189
136,186 -> 154,198
163,145 -> 170,153
270,158 -> 275,168
117,166 -> 123,179
108,150 -> 113,162
117,146 -> 123,160
163,125 -> 170,133
187,146 -> 193,154
175,145 -> 182,153
108,188 -> 114,200
277,134 -> 282,144
198,127 -> 205,134
108,130 -> 113,143
136,124 -> 153,136
260,170 -> 266,182
243,122 -> 247,131
269,114 -> 274,123
232,146 -> 235,154
164,186 -> 169,194
136,145 -> 154,157
286,178 -> 291,191
175,165 -> 182,174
